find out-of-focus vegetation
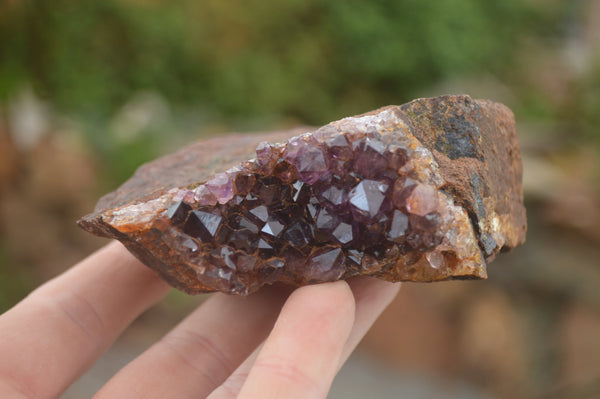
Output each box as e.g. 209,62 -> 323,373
2,1 -> 600,398
0,0 -> 575,123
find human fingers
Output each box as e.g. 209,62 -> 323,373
0,241 -> 171,399
207,277 -> 399,399
93,285 -> 293,399
235,281 -> 356,399
206,346 -> 261,399
339,277 -> 400,364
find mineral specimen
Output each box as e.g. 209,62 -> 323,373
78,95 -> 527,295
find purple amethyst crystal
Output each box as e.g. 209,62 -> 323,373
348,180 -> 389,219
387,210 -> 409,242
206,173 -> 235,204
194,185 -> 218,206
166,200 -> 191,226
256,142 -> 280,173
305,247 -> 345,282
286,139 -> 329,184
183,210 -> 222,242
332,222 -> 353,245
352,138 -> 388,178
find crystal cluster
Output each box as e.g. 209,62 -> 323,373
140,110 -> 472,294
79,96 -> 526,295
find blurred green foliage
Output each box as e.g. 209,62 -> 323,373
564,61 -> 600,144
0,0 -> 569,126
0,1 -> 199,121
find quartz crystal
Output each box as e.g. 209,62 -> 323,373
79,95 -> 527,295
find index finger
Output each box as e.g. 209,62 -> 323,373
0,241 -> 170,399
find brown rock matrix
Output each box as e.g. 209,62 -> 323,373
78,95 -> 526,295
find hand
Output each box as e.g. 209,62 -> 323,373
0,241 -> 399,399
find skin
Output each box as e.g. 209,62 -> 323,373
0,241 -> 400,399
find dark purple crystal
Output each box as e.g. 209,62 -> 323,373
348,180 -> 389,220
234,173 -> 256,195
282,221 -> 313,248
183,210 -> 222,242
332,222 -> 353,245
272,159 -> 298,183
388,145 -> 409,170
258,257 -> 285,283
318,185 -> 348,211
353,138 -> 388,178
257,238 -> 275,257
261,216 -> 286,238
291,180 -> 311,204
249,205 -> 269,223
325,134 -> 353,160
166,200 -> 191,226
315,208 -> 340,231
287,140 -> 329,184
233,214 -> 260,234
387,210 -> 409,242
232,251 -> 258,272
305,247 -> 345,281
229,227 -> 259,252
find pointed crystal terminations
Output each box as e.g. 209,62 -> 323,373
78,95 -> 527,295
348,180 -> 390,220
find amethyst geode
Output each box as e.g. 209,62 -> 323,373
79,95 -> 526,295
